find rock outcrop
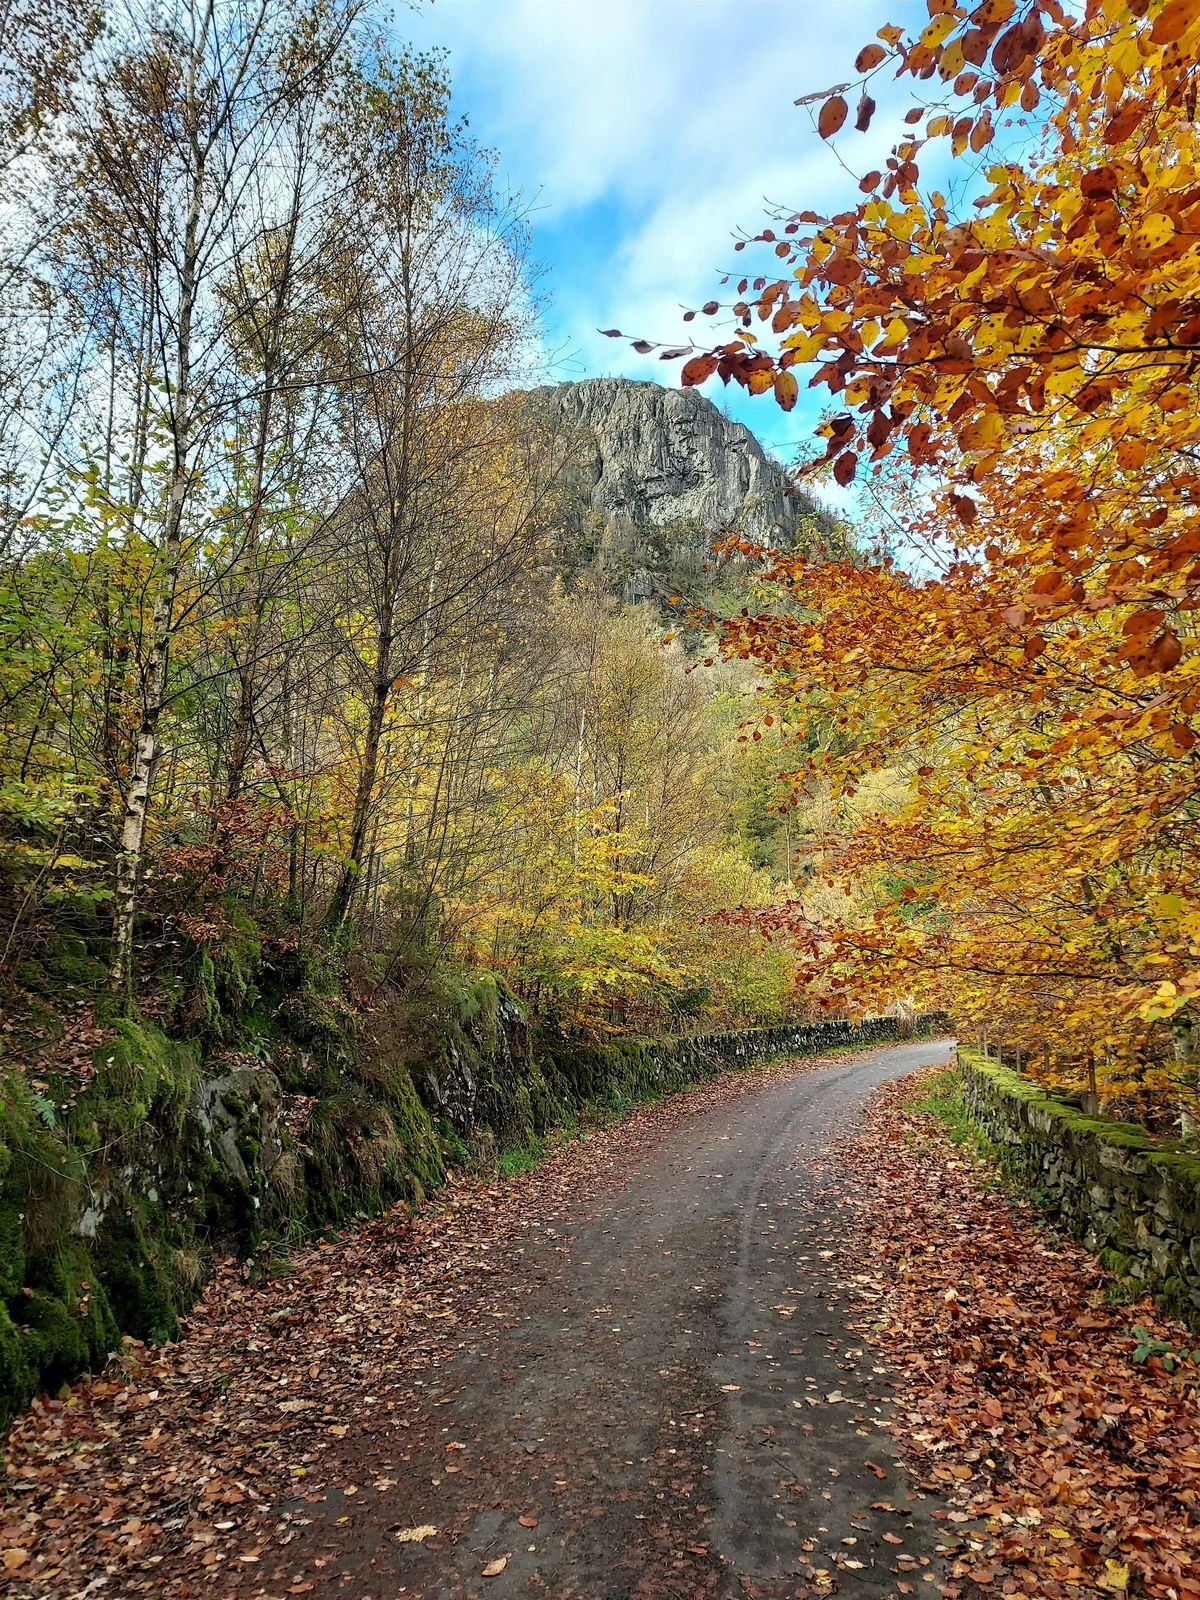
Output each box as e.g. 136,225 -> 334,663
544,377 -> 816,542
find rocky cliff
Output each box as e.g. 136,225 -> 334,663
533,379 -> 832,604
546,377 -> 816,541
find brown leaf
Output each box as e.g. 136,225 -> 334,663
1150,629 -> 1183,673
818,96 -> 848,140
681,354 -> 718,387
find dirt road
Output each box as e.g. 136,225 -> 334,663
259,1039 -> 955,1600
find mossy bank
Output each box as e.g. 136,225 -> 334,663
1,973 -> 934,1428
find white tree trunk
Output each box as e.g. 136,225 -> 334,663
108,101 -> 204,993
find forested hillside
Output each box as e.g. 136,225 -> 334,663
0,0 -> 874,1415
0,5 -> 835,1050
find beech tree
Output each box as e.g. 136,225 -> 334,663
613,0 -> 1200,1110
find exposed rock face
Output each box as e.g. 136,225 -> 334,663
544,377 -> 815,542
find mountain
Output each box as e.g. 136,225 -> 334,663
546,377 -> 812,540
531,378 -> 834,605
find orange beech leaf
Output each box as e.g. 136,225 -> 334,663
818,95 -> 848,139
680,354 -> 718,386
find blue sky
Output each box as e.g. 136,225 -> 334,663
402,0 -> 915,495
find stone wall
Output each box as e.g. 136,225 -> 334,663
2,997 -> 940,1425
536,1013 -> 942,1119
960,1051 -> 1200,1326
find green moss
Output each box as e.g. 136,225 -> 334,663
184,906 -> 263,1035
0,1223 -> 120,1424
1147,1148 -> 1200,1184
85,1018 -> 199,1136
42,1242 -> 118,1366
194,949 -> 220,1030
45,934 -> 107,989
0,1301 -> 36,1422
98,1214 -> 180,1344
274,986 -> 349,1051
1098,1247 -> 1134,1275
438,1119 -> 471,1166
1159,1277 -> 1194,1322
1,1069 -> 81,1271
304,1085 -> 442,1219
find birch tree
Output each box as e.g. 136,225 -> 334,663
44,0 -> 359,992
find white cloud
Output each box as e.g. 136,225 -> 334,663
417,0 -> 897,214
407,0 -> 911,486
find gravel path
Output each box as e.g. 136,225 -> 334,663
259,1039 -> 956,1600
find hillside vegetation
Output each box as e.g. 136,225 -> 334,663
0,0 -> 874,1416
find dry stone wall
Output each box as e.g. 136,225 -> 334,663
960,1051 -> 1200,1326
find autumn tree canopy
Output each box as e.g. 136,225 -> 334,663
614,0 -> 1200,1115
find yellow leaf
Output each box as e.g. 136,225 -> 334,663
1136,212 -> 1176,249
958,413 -> 1004,452
1098,1559 -> 1130,1593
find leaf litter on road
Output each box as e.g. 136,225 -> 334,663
1,1047 -> 864,1599
831,1068 -> 1200,1600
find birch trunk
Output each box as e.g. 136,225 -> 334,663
108,91 -> 206,995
